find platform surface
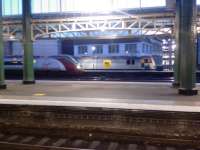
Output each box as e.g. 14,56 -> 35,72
0,80 -> 200,112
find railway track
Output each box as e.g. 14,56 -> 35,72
0,132 -> 197,150
0,103 -> 200,150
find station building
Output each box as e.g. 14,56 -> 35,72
73,37 -> 162,58
4,37 -> 162,59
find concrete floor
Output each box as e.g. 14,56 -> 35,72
0,80 -> 199,112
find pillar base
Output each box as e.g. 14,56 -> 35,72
23,81 -> 36,85
0,84 -> 7,89
172,82 -> 180,88
178,88 -> 198,96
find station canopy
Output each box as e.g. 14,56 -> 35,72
3,0 -> 200,16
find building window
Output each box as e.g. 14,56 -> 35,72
163,60 -> 169,65
142,44 -> 145,53
78,45 -> 88,54
150,46 -> 153,52
93,45 -> 103,54
146,45 -> 149,53
125,44 -> 137,54
108,44 -> 119,54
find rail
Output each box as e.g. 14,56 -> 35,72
0,132 -> 194,150
0,133 -> 93,150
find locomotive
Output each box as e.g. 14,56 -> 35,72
4,55 -> 83,74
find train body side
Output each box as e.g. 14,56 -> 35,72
4,55 -> 83,74
78,56 -> 159,70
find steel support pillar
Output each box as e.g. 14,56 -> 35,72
0,0 -> 6,89
177,0 -> 198,95
173,0 -> 181,88
22,0 -> 35,84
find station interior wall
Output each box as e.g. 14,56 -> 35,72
4,39 -> 62,57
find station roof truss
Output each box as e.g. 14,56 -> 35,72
2,8 -> 200,40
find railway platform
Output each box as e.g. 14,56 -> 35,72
0,81 -> 199,149
0,80 -> 199,111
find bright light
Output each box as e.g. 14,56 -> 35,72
33,59 -> 37,64
141,0 -> 165,7
9,35 -> 15,40
75,0 -> 112,12
162,39 -> 167,44
76,63 -> 82,69
100,28 -> 106,32
172,44 -> 176,50
33,93 -> 46,96
91,46 -> 96,51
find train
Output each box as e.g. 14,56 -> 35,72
6,35 -> 200,71
4,55 -> 162,73
4,55 -> 83,74
78,56 -> 162,70
4,37 -> 163,72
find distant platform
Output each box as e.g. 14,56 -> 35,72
0,80 -> 199,112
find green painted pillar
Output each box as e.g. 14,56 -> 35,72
0,0 -> 6,89
173,0 -> 181,88
22,0 -> 35,84
178,0 -> 198,95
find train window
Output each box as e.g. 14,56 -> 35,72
108,44 -> 119,54
127,59 -> 131,65
78,45 -> 88,55
144,59 -> 148,63
148,59 -> 152,63
125,44 -> 137,54
132,59 -> 135,65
